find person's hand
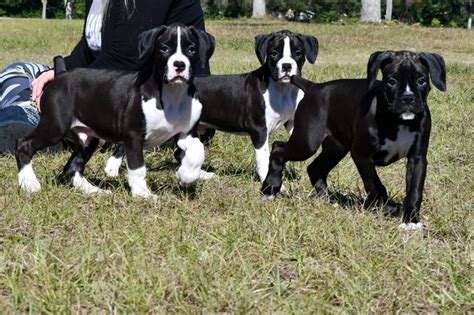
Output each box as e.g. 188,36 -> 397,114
31,69 -> 54,111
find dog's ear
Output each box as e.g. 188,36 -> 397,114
190,26 -> 215,69
419,53 -> 447,92
367,50 -> 395,90
255,34 -> 271,65
138,26 -> 167,61
298,35 -> 318,64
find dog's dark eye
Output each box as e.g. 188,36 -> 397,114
386,78 -> 398,87
417,77 -> 427,86
270,50 -> 279,58
160,46 -> 170,54
188,46 -> 197,55
294,50 -> 303,58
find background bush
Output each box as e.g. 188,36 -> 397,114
0,0 -> 471,27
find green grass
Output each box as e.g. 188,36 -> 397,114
0,18 -> 473,312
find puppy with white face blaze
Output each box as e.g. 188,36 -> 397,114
261,50 -> 446,230
15,23 -> 215,199
177,30 -> 319,184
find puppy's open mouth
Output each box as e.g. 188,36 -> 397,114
400,111 -> 415,120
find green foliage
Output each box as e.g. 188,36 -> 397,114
417,0 -> 471,27
200,0 -> 471,27
0,0 -> 85,19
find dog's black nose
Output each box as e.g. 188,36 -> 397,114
173,61 -> 186,73
401,93 -> 415,105
282,63 -> 292,72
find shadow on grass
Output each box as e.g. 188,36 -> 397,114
310,189 -> 402,218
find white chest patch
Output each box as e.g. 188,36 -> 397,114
263,81 -> 304,135
141,94 -> 202,149
380,125 -> 417,163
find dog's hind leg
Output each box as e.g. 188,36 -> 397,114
15,110 -> 72,193
104,144 -> 125,177
63,136 -> 108,194
307,137 -> 348,194
351,155 -> 389,208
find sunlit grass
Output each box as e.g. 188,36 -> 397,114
0,18 -> 472,312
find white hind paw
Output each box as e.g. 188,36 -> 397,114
104,156 -> 122,177
72,172 -> 109,195
18,163 -> 41,193
399,222 -> 423,231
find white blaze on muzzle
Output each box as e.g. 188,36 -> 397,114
167,27 -> 191,82
277,36 -> 298,82
401,83 -> 415,120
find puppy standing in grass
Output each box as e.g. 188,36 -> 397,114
16,24 -> 215,200
261,51 -> 446,230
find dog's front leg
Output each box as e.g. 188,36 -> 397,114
284,120 -> 294,135
399,154 -> 427,230
124,138 -> 156,200
252,134 -> 270,182
176,133 -> 205,187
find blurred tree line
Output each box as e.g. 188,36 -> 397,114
0,0 -> 86,18
0,0 -> 471,27
204,0 -> 471,27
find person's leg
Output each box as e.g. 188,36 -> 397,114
0,62 -> 48,153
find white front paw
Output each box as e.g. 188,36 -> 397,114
19,178 -> 41,193
399,222 -> 423,231
130,183 -> 157,201
176,168 -> 200,187
199,170 -> 215,180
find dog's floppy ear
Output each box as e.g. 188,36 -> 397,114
418,53 -> 447,92
138,26 -> 167,61
255,34 -> 272,65
367,50 -> 394,90
190,26 -> 216,69
298,34 -> 318,64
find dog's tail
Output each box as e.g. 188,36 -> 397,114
290,75 -> 313,93
53,56 -> 67,75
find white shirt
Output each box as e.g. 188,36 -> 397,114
85,0 -> 106,52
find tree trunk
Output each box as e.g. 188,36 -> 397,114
361,0 -> 381,23
252,0 -> 266,18
385,0 -> 393,21
41,0 -> 47,19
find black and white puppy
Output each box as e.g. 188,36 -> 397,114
261,51 -> 446,230
16,24 -> 215,200
194,30 -> 318,182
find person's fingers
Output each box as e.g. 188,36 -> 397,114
31,70 -> 54,112
32,70 -> 54,101
34,92 -> 43,112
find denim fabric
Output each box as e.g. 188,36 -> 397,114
0,103 -> 40,127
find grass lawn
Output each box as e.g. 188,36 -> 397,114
0,18 -> 472,312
